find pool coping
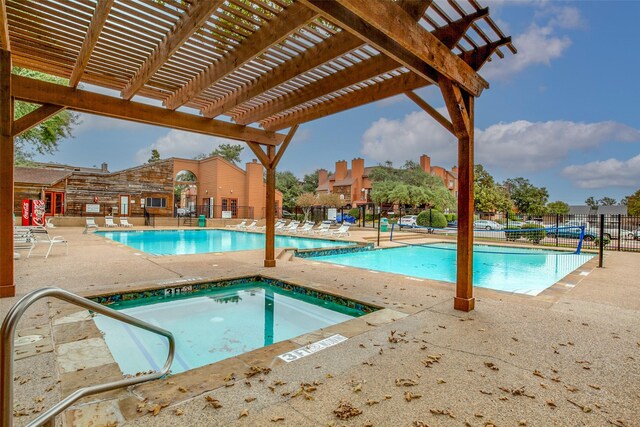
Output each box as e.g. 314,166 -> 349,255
47,275 -> 406,426
297,240 -> 602,301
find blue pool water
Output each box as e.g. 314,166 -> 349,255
310,243 -> 594,295
93,282 -> 365,375
98,229 -> 354,255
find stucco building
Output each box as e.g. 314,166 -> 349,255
14,156 -> 282,220
316,154 -> 458,207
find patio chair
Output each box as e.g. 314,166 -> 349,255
310,222 -> 332,235
119,218 -> 134,227
291,221 -> 314,234
105,216 -> 118,228
226,219 -> 247,229
279,221 -> 300,234
27,227 -> 68,259
14,227 -> 35,251
83,217 -> 99,234
330,224 -> 351,237
274,220 -> 288,232
244,220 -> 259,231
45,218 -> 56,228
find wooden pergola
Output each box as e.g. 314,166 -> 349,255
0,0 -> 514,311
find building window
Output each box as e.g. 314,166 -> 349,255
146,197 -> 166,208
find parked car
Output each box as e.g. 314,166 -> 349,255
474,220 -> 503,230
336,213 -> 356,224
447,220 -> 458,228
398,215 -> 418,226
635,227 -> 640,240
563,220 -> 633,240
546,227 -> 596,241
506,220 -> 524,227
282,210 -> 294,218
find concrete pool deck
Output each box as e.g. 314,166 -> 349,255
3,226 -> 639,427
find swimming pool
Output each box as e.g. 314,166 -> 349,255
93,281 -> 368,375
309,243 -> 594,295
98,229 -> 355,255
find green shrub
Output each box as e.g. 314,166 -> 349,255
348,208 -> 360,219
416,209 -> 447,228
520,223 -> 546,244
364,213 -> 374,221
505,226 -> 523,241
594,235 -> 611,247
444,213 -> 457,222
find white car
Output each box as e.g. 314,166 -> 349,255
398,215 -> 417,226
474,220 -> 503,230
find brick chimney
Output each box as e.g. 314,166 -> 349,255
318,169 -> 328,185
335,160 -> 347,181
351,158 -> 364,181
419,155 -> 431,174
245,159 -> 264,211
101,162 -> 109,173
451,166 -> 459,175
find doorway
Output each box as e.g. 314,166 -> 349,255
119,195 -> 130,216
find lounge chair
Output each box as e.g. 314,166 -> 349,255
119,218 -> 133,227
105,216 -> 118,228
14,228 -> 35,251
45,218 -> 56,228
331,224 -> 351,237
291,222 -> 314,234
310,222 -> 332,235
83,217 -> 99,234
244,220 -> 259,231
226,220 -> 247,229
279,221 -> 299,234
27,227 -> 68,258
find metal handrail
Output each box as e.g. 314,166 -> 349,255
1,287 -> 176,427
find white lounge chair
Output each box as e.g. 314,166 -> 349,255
119,218 -> 133,227
45,218 -> 56,228
245,220 -> 259,231
27,227 -> 68,258
279,221 -> 299,234
14,228 -> 35,251
105,216 -> 118,228
311,222 -> 332,235
226,220 -> 247,229
331,224 -> 351,237
291,222 -> 314,234
83,217 -> 99,234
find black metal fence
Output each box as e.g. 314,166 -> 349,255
174,205 -> 255,219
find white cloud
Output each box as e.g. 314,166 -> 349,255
135,130 -> 247,164
361,110 -> 457,167
361,113 -> 640,172
562,155 -> 640,189
75,113 -> 144,134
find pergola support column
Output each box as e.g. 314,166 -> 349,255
439,77 -> 475,312
0,49 -> 14,298
247,125 -> 298,268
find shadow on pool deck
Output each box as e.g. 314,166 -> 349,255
4,226 -> 640,427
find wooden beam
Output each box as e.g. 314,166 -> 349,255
69,0 -> 114,87
301,0 -> 488,97
263,38 -> 509,131
203,0 -> 432,119
0,49 -> 14,298
404,90 -> 454,135
12,104 -> 65,137
234,55 -> 399,124
165,2 -> 317,110
12,75 -> 285,146
439,76 -> 469,139
0,0 -> 9,50
202,31 -> 362,118
246,141 -> 270,167
121,0 -> 225,100
396,0 -> 433,21
263,72 -> 426,131
270,124 -> 298,169
264,145 -> 276,267
432,8 -> 489,49
459,37 -> 511,71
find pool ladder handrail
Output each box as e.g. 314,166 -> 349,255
1,287 -> 176,427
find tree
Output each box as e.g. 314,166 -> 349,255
196,143 -> 244,164
598,197 -> 617,206
318,193 -> 343,207
585,196 -> 598,208
296,193 -> 317,222
547,200 -> 570,214
148,149 -> 160,163
626,189 -> 640,216
474,164 -> 513,213
13,67 -> 79,164
301,170 -> 320,193
504,177 -> 548,215
276,171 -> 302,210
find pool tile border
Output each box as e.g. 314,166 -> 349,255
87,275 -> 379,314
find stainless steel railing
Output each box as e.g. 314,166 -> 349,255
1,287 -> 175,427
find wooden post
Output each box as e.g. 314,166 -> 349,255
440,77 -> 475,312
264,145 -> 276,267
0,49 -> 14,298
455,97 -> 474,311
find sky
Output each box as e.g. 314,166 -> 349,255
32,0 -> 640,205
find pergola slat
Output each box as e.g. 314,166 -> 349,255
164,2 -> 317,110
121,0 -> 226,100
300,0 -> 488,97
